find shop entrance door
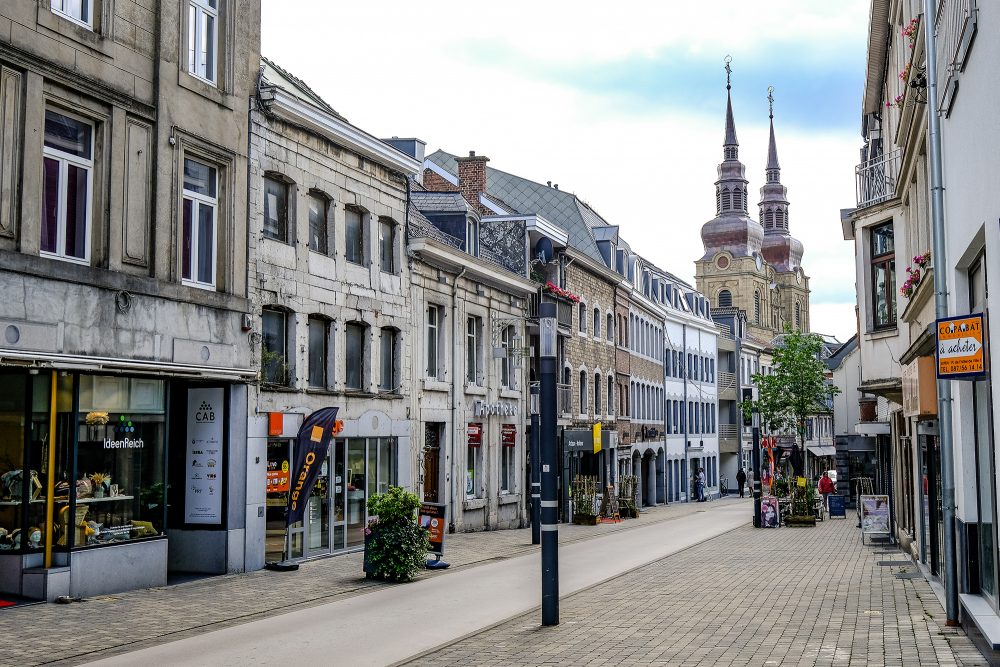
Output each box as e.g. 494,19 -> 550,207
423,424 -> 442,503
305,451 -> 331,558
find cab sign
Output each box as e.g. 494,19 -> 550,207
936,313 -> 988,380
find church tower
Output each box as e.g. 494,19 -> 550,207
695,60 -> 774,342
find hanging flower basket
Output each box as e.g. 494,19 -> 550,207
543,281 -> 580,303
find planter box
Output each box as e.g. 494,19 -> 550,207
573,514 -> 598,526
785,515 -> 817,527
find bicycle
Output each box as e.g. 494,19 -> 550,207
719,476 -> 729,497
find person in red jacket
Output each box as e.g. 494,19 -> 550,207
818,472 -> 836,514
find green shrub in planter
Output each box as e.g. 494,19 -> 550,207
363,486 -> 430,582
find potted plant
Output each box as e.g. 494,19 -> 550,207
785,484 -> 817,526
363,486 -> 430,582
89,472 -> 110,499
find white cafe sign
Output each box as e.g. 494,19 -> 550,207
473,400 -> 519,417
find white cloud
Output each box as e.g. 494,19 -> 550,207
261,0 -> 865,342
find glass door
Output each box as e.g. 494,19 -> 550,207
331,439 -> 346,551
265,439 -> 291,562
346,438 -> 367,547
305,452 -> 330,557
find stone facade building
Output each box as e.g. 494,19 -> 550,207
0,0 -> 261,599
246,60 -> 419,564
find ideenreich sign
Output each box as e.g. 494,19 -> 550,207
936,313 -> 988,379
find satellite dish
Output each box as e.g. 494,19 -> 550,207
535,237 -> 554,264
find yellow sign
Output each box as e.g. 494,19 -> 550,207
592,422 -> 602,453
937,313 -> 987,379
797,476 -> 807,489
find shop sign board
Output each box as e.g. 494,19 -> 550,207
419,502 -> 447,555
473,400 -> 519,417
860,494 -> 891,539
564,429 -> 610,453
501,424 -> 517,447
760,495 -> 779,528
467,423 -> 482,446
936,313 -> 988,379
828,494 -> 846,518
902,356 -> 938,418
185,387 -> 225,525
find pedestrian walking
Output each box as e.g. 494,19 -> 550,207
698,468 -> 706,502
736,468 -> 747,498
819,471 -> 835,514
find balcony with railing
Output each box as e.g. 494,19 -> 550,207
855,148 -> 901,209
719,423 -> 739,439
557,383 -> 572,416
528,291 -> 575,329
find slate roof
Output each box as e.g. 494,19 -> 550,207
410,190 -> 473,215
261,57 -> 345,121
426,150 -> 605,264
826,334 -> 859,371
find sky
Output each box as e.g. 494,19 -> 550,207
261,1 -> 869,342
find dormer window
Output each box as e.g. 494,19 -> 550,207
466,217 -> 479,257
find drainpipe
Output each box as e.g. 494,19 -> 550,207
449,267 -> 468,533
662,316 -> 668,504
683,322 -> 689,501
923,0 -> 957,625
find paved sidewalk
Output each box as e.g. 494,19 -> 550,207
0,497 -> 737,666
411,516 -> 988,667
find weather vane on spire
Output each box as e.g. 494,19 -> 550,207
768,86 -> 775,119
725,55 -> 732,90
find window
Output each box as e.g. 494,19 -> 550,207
718,290 -> 732,308
501,325 -> 516,389
466,316 -> 482,385
308,317 -> 328,388
466,442 -> 482,498
180,157 -> 221,288
579,371 -> 588,414
501,440 -> 515,494
307,194 -> 328,254
870,222 -> 896,328
466,218 -> 479,257
426,305 -> 441,379
579,303 -> 587,333
607,382 -> 614,417
187,0 -> 218,84
607,313 -> 614,342
345,207 -> 365,265
795,302 -> 802,330
594,374 -> 602,415
379,217 -> 396,273
51,0 -> 92,28
593,308 -> 601,337
345,322 -> 367,390
379,327 -> 398,392
753,291 -> 761,324
41,110 -> 93,264
261,308 -> 289,385
263,176 -> 289,242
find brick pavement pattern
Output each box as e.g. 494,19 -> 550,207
410,517 -> 987,667
0,499 -> 724,666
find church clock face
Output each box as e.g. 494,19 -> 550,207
755,253 -> 763,271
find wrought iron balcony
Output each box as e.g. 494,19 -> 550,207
855,149 -> 901,209
718,371 -> 737,391
719,423 -> 739,439
557,383 -> 573,416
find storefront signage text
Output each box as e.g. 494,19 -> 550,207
501,424 -> 517,447
936,313 -> 988,379
467,423 -> 482,446
184,388 -> 225,525
103,437 -> 145,449
473,401 -> 519,417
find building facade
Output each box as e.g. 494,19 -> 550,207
0,0 -> 261,599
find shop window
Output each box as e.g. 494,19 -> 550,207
307,192 -> 329,255
187,0 -> 219,85
379,217 -> 396,273
870,221 -> 896,329
466,442 -> 482,499
307,316 -> 329,389
500,443 -> 515,494
261,308 -> 290,386
345,207 -> 366,265
379,327 -> 398,392
52,0 -> 92,28
41,110 -> 93,264
345,322 -> 367,390
181,157 -> 218,288
466,316 -> 482,385
426,305 -> 441,379
263,175 -> 290,243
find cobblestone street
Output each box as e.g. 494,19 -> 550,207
411,515 -> 987,667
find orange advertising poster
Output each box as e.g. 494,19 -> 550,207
937,313 -> 987,379
419,502 -> 447,555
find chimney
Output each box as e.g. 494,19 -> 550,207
456,150 -> 489,213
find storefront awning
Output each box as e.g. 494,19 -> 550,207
807,445 -> 836,457
0,348 -> 257,381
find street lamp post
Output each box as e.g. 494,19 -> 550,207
538,303 -> 559,626
530,383 -> 541,545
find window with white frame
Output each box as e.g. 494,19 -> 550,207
593,308 -> 601,338
501,325 -> 516,389
466,217 -> 479,257
500,442 -> 515,494
379,327 -> 398,392
466,316 -> 482,385
187,0 -> 219,84
607,313 -> 613,342
579,371 -> 588,414
51,0 -> 93,28
594,373 -> 601,415
181,157 -> 218,287
607,382 -> 613,417
426,305 -> 441,379
41,110 -> 94,264
578,303 -> 587,334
